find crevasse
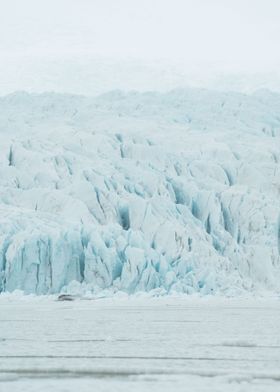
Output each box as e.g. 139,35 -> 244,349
0,89 -> 279,295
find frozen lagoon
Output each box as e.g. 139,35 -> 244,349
0,296 -> 280,392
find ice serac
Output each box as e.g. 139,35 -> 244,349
0,89 -> 279,295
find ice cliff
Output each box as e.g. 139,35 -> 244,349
0,89 -> 279,295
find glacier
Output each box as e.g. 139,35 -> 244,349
0,88 -> 279,295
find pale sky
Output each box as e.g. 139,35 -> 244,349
1,0 -> 280,94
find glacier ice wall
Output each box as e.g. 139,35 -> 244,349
0,89 -> 279,294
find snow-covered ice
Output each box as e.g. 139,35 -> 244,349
0,295 -> 279,392
0,88 -> 279,295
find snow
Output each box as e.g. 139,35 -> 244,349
0,295 -> 279,392
0,88 -> 279,295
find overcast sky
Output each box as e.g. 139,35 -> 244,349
1,0 -> 280,70
1,0 -> 280,94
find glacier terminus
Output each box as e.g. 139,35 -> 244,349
0,89 -> 279,296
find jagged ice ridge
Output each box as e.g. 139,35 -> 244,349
0,88 -> 279,295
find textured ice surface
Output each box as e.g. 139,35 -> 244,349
0,89 -> 279,294
0,296 -> 280,392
